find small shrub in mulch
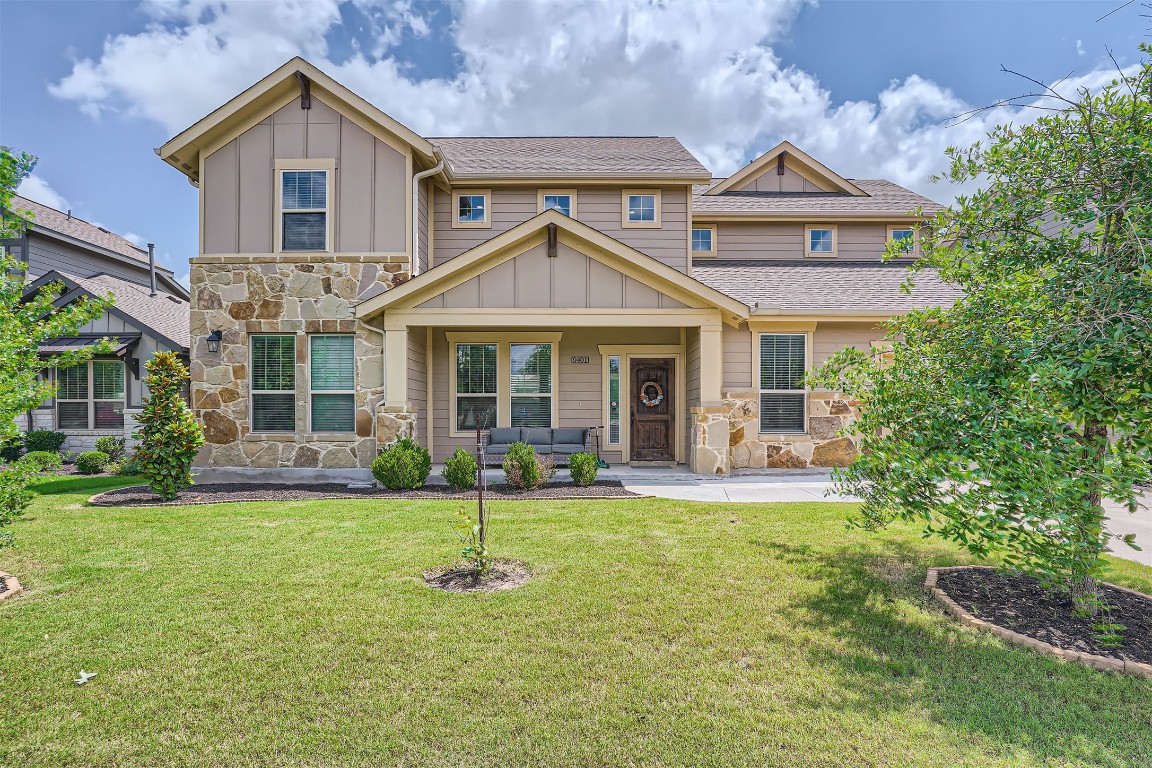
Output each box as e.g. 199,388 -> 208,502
424,559 -> 531,593
936,568 -> 1152,664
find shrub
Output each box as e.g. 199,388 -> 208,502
134,352 -> 204,500
104,460 -> 122,476
442,448 -> 478,491
94,436 -> 126,461
372,438 -> 431,490
502,442 -> 556,490
568,453 -> 598,487
0,462 -> 38,550
0,440 -> 22,464
25,430 -> 66,454
76,450 -> 109,475
19,450 -> 62,472
117,457 -> 142,476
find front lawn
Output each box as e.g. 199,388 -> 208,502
2,479 -> 1150,767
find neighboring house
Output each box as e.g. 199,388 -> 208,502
158,57 -> 960,475
3,195 -> 190,452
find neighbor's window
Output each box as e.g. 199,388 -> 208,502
453,190 -> 491,229
691,226 -> 716,255
251,335 -> 296,432
456,343 -> 497,430
888,226 -> 916,255
309,335 -> 355,432
540,192 -> 574,217
57,360 -> 125,430
805,225 -> 836,257
281,170 -> 328,251
607,355 -> 621,444
759,333 -> 807,433
627,194 -> 656,222
510,343 -> 553,428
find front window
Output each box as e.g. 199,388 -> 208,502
251,335 -> 296,432
806,226 -> 835,257
309,335 -> 355,432
510,343 -> 553,428
57,360 -> 125,430
456,343 -> 497,431
541,193 -> 572,217
691,227 -> 715,255
759,334 -> 807,433
889,226 -> 916,255
627,194 -> 656,222
281,170 -> 328,251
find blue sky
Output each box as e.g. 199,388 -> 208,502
0,0 -> 1147,284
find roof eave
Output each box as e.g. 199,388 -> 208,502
444,172 -> 714,185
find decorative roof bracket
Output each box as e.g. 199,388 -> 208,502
295,71 -> 312,110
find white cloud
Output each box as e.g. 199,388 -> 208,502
1076,39 -> 1085,56
122,231 -> 148,247
15,174 -> 71,212
45,0 -> 1138,204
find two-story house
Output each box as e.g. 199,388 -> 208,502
158,58 -> 959,477
3,195 -> 190,452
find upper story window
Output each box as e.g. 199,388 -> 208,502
805,225 -> 837,258
691,226 -> 716,256
280,169 -> 329,252
453,189 -> 492,229
622,189 -> 661,228
538,190 -> 576,217
888,225 -> 917,256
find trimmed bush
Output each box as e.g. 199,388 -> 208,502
19,450 -> 62,472
76,450 -> 109,475
372,438 -> 432,490
568,453 -> 598,487
442,447 -> 478,491
0,440 -> 22,464
94,436 -> 126,461
134,352 -> 204,500
502,442 -> 556,490
25,430 -> 66,454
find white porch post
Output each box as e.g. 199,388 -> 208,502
700,324 -> 723,405
384,326 -> 408,406
691,321 -> 729,474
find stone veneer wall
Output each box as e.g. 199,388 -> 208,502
691,391 -> 860,474
189,255 -> 410,469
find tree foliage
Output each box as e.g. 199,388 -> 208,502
134,352 -> 204,500
813,48 -> 1152,608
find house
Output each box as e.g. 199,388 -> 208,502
158,57 -> 960,477
3,195 -> 190,452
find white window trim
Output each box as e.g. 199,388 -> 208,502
753,331 -> 812,437
691,225 -> 717,257
452,189 -> 492,229
537,189 -> 578,218
887,224 -> 919,257
621,189 -> 662,228
447,332 -> 562,437
308,334 -> 356,435
274,159 -> 336,253
804,224 -> 838,259
250,334 -> 297,434
56,360 -> 126,432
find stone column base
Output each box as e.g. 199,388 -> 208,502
377,404 -> 418,449
690,405 -> 730,474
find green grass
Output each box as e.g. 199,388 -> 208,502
2,478 -> 1150,767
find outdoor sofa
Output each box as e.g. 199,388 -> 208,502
480,427 -> 592,465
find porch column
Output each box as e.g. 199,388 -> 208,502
699,324 -> 723,405
384,326 -> 408,406
691,322 -> 730,474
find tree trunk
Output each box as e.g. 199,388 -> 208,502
1069,419 -> 1110,614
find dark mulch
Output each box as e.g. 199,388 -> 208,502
936,568 -> 1152,664
89,480 -> 640,507
424,559 -> 531,593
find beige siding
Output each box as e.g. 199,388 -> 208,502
733,163 -> 828,193
433,186 -> 691,273
723,324 -> 753,390
418,242 -> 690,310
22,236 -> 154,287
407,329 -> 427,449
812,322 -> 884,370
685,327 -> 701,460
200,95 -> 407,255
417,179 -> 429,274
709,222 -> 894,262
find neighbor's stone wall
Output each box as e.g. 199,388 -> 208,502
189,255 -> 410,469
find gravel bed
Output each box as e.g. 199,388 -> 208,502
936,568 -> 1152,664
89,480 -> 641,507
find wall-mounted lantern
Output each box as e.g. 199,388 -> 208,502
206,330 -> 223,354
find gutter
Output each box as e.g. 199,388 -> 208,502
410,151 -> 446,277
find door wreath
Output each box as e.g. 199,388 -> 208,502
639,381 -> 664,407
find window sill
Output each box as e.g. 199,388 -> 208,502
304,433 -> 359,442
621,220 -> 661,229
758,432 -> 810,441
244,433 -> 299,442
450,220 -> 492,230
803,253 -> 838,259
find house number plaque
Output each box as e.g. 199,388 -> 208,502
570,355 -> 591,364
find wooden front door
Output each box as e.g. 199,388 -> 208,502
630,358 -> 675,461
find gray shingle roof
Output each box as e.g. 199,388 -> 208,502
693,260 -> 962,312
429,137 -> 710,178
9,194 -> 167,268
67,272 -> 190,349
693,179 -> 945,217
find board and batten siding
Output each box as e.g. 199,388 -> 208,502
732,164 -> 828,193
707,222 -> 897,262
432,186 -> 691,273
202,95 -> 408,255
19,236 -> 154,286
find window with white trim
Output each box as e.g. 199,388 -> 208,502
805,225 -> 837,257
456,343 -> 497,431
309,335 -> 355,432
56,360 -> 125,430
280,170 -> 328,251
251,335 -> 296,432
759,333 -> 807,433
510,343 -> 553,428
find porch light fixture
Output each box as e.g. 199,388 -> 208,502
206,330 -> 223,353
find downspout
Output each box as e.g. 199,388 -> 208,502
147,243 -> 157,297
411,153 -> 445,277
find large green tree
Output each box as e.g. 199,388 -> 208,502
813,49 -> 1152,610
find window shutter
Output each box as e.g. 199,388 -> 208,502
310,336 -> 355,390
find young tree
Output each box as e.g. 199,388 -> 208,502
133,352 -> 204,500
813,48 -> 1152,611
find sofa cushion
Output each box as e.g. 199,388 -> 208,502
551,443 -> 585,455
488,427 -> 522,445
551,428 -> 586,446
522,427 -> 553,446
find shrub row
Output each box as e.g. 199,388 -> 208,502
371,439 -> 598,490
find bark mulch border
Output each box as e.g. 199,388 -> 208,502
925,565 -> 1152,679
0,571 -> 22,602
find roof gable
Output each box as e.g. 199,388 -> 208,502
707,141 -> 867,197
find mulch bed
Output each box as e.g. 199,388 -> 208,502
424,559 -> 531,593
935,568 -> 1152,664
88,480 -> 640,507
